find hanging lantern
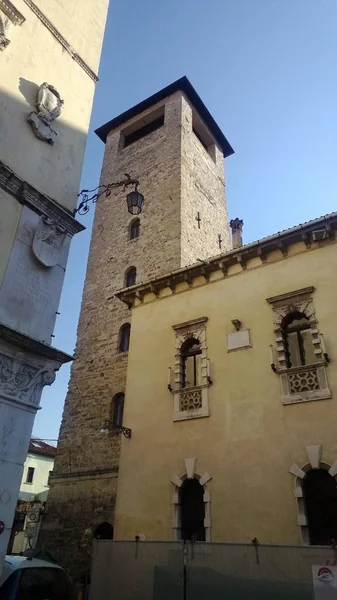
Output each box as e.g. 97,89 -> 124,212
126,190 -> 144,215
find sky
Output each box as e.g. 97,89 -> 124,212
33,0 -> 337,440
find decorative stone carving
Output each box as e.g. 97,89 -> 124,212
27,83 -> 64,145
32,216 -> 67,267
288,368 -> 319,394
280,365 -> 331,405
179,388 -> 202,411
0,11 -> 10,50
0,351 -> 55,407
0,1 -> 25,50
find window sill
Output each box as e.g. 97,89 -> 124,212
25,482 -> 33,485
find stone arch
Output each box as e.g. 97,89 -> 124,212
171,457 -> 212,542
289,445 -> 337,544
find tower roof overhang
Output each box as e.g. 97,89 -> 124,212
95,76 -> 234,158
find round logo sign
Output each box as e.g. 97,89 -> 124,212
317,567 -> 334,583
0,521 -> 5,535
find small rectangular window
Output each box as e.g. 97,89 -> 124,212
48,470 -> 53,485
192,112 -> 216,160
26,467 -> 35,483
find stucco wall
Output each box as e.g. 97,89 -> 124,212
1,0 -> 108,211
0,190 -> 21,287
20,452 -> 54,501
114,241 -> 337,544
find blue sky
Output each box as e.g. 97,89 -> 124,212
33,0 -> 337,440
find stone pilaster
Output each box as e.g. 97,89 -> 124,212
0,324 -> 71,572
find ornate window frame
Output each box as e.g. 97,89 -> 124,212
289,445 -> 337,544
171,317 -> 210,422
171,457 -> 212,542
267,287 -> 331,405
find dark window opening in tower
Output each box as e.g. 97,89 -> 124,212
303,468 -> 337,545
112,393 -> 125,427
119,323 -> 131,353
125,266 -> 137,287
130,218 -> 140,240
180,478 -> 205,542
123,114 -> 164,148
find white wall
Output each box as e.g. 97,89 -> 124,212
20,453 -> 55,502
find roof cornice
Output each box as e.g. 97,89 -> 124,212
115,212 -> 337,307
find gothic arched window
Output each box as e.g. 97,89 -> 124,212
129,218 -> 140,240
281,311 -> 315,368
303,469 -> 337,545
181,338 -> 202,388
119,323 -> 131,353
112,393 -> 125,427
180,479 -> 205,542
125,266 -> 137,287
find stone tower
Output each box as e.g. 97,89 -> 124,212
42,77 -> 234,580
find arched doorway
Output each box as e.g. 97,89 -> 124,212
303,469 -> 337,545
180,478 -> 205,542
93,522 -> 114,540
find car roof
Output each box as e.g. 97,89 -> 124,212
0,556 -> 63,586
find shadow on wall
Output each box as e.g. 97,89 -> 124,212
0,84 -> 87,212
19,77 -> 40,108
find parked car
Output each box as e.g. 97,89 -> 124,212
0,555 -> 69,600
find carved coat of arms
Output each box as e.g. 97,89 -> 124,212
32,216 -> 67,267
27,82 -> 64,145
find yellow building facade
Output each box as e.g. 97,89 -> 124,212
116,216 -> 337,546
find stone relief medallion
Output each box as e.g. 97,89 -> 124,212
27,82 -> 64,145
32,215 -> 67,267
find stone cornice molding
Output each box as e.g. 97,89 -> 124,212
266,287 -> 315,305
21,0 -> 98,83
0,161 -> 84,237
0,0 -> 25,24
0,321 -> 73,364
116,213 -> 337,307
0,326 -> 72,411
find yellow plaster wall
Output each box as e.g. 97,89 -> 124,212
0,190 -> 22,286
1,0 -> 108,211
115,242 -> 337,544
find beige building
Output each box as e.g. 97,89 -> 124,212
0,0 -> 109,570
45,78 -> 337,582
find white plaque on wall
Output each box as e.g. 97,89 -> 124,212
227,329 -> 252,352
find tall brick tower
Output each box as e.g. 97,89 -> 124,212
41,77 -> 234,580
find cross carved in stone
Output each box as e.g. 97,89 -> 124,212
196,212 -> 201,229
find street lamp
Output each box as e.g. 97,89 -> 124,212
75,173 -> 144,217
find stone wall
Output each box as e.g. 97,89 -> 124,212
42,89 -> 230,583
